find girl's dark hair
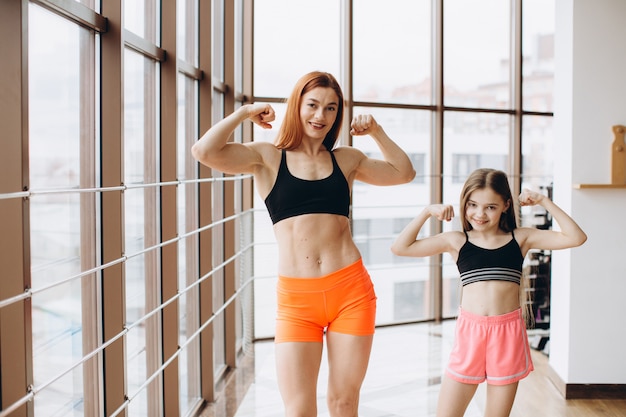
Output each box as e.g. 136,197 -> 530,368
274,71 -> 344,151
459,168 -> 517,232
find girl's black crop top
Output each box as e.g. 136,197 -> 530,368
263,149 -> 350,225
456,230 -> 524,287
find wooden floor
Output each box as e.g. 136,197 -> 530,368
508,351 -> 626,417
199,321 -> 626,417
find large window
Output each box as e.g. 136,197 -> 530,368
0,0 -> 557,414
253,0 -> 556,337
0,0 -> 252,416
28,5 -> 97,415
353,0 -> 432,106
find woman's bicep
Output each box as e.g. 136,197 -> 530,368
193,142 -> 265,174
354,155 -> 411,185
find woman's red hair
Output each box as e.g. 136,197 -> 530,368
274,71 -> 344,151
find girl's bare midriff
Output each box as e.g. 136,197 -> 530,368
273,213 -> 361,278
461,280 -> 521,316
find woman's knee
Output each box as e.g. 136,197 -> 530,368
326,393 -> 359,417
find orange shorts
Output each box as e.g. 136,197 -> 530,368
446,308 -> 534,386
275,259 -> 377,343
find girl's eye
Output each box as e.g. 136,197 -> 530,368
327,106 -> 336,112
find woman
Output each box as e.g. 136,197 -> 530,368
391,168 -> 586,417
191,71 -> 415,417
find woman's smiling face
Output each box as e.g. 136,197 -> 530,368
299,87 -> 339,141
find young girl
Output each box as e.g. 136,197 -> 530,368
391,168 -> 586,417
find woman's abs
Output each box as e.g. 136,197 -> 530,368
273,214 -> 360,277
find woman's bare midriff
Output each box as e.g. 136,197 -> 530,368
273,213 -> 362,278
460,281 -> 521,316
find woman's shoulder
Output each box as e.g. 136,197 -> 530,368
332,146 -> 368,164
248,141 -> 281,164
332,145 -> 365,156
329,146 -> 365,170
249,141 -> 279,152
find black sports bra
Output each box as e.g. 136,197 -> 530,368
263,149 -> 350,224
456,231 -> 524,287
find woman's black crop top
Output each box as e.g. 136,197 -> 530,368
456,231 -> 524,287
263,149 -> 350,224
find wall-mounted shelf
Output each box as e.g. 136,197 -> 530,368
573,183 -> 626,189
575,125 -> 626,189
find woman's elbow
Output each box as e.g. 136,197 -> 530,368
391,167 -> 416,185
191,142 -> 214,166
404,168 -> 417,183
390,243 -> 406,257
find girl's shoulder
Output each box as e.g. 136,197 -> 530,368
443,230 -> 467,251
512,226 -> 535,241
512,226 -> 539,254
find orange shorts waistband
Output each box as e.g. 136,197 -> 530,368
278,258 -> 366,292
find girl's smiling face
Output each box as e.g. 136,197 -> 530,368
465,187 -> 510,231
299,87 -> 339,141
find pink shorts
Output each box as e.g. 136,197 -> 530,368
275,259 -> 377,343
446,308 -> 534,386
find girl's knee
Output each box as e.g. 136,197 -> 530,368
283,403 -> 317,417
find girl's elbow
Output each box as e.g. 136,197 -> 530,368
567,232 -> 587,248
190,143 -> 202,161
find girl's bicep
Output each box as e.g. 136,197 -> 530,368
396,233 -> 455,258
521,227 -> 575,253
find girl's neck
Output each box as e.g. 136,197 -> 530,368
467,228 -> 511,245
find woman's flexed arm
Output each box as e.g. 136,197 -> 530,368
191,103 -> 275,174
350,114 -> 416,185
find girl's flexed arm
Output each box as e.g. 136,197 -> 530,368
391,204 -> 456,258
191,103 -> 275,174
519,188 -> 587,251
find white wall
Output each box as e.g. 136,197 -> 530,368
552,0 -> 626,384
